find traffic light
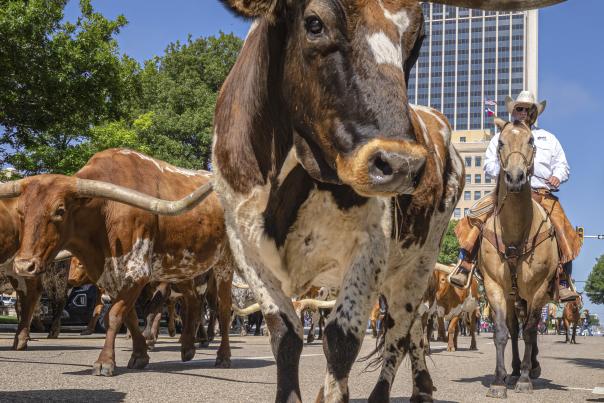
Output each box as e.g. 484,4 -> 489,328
576,226 -> 584,244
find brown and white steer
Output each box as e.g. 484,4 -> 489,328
210,1 -> 558,401
0,149 -> 233,376
432,268 -> 480,352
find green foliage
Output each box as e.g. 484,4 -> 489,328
0,0 -> 130,174
129,33 -> 242,169
438,220 -> 460,265
0,1 -> 243,174
585,254 -> 604,305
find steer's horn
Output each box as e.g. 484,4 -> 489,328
232,282 -> 250,289
0,180 -> 22,199
75,178 -> 213,216
427,0 -> 565,11
296,299 -> 337,311
232,303 -> 261,316
434,263 -> 455,275
54,250 -> 73,261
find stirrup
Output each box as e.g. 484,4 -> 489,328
448,260 -> 475,289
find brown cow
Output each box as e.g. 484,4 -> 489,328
0,149 -> 233,376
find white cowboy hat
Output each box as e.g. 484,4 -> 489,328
505,90 -> 547,116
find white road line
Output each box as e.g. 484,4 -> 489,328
593,387 -> 604,395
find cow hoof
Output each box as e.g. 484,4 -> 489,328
47,332 -> 59,339
307,334 -> 315,344
127,354 -> 150,370
168,329 -> 176,337
514,381 -> 533,394
486,385 -> 507,399
447,346 -> 455,352
215,357 -> 231,368
198,340 -> 210,348
13,338 -> 28,351
469,345 -> 478,351
80,329 -> 94,336
181,347 -> 196,362
529,365 -> 541,379
92,361 -> 115,376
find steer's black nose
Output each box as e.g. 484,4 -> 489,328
367,151 -> 425,194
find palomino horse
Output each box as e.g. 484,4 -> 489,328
563,296 -> 582,344
479,117 -> 559,398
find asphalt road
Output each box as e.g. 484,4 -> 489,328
0,329 -> 602,402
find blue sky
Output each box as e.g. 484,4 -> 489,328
65,0 -> 604,320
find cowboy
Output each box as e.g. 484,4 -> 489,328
451,91 -> 581,302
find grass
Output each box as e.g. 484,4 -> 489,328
0,315 -> 18,324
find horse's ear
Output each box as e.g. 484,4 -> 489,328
493,116 -> 507,131
220,0 -> 281,18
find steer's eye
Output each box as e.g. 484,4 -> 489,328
305,16 -> 324,36
52,206 -> 66,221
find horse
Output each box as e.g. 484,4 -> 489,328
563,296 -> 581,344
478,117 -> 559,398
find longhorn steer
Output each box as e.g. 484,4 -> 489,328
0,148 -> 232,376
209,1 -> 559,401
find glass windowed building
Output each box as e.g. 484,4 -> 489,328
408,3 -> 538,130
408,4 -> 539,218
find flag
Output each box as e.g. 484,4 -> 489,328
484,99 -> 496,106
484,107 -> 495,117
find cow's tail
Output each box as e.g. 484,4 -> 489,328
358,297 -> 390,373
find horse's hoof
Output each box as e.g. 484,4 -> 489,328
215,357 -> 231,368
410,392 -> 434,403
505,375 -> 519,386
530,365 -> 541,379
181,347 -> 196,362
92,360 -> 115,376
514,381 -> 533,394
127,354 -> 150,370
486,385 -> 507,399
80,329 -> 94,336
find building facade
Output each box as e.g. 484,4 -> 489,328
408,4 -> 538,218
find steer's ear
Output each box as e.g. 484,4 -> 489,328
220,0 -> 281,18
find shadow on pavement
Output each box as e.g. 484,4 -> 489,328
350,399 -> 458,403
0,344 -> 99,352
0,357 -> 90,369
0,389 -> 126,402
453,374 -> 566,391
62,357 -> 276,384
546,356 -> 604,369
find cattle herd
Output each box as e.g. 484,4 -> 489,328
0,0 -> 569,402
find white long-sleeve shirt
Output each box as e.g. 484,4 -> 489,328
484,127 -> 570,190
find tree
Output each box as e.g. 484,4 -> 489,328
585,254 -> 604,305
438,220 -> 460,265
129,33 -> 242,169
0,0 -> 131,174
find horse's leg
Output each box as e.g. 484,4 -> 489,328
571,322 -> 577,344
564,318 -> 570,343
437,317 -> 446,342
485,284 -> 510,399
506,305 -> 521,378
515,309 -> 541,393
530,337 -> 541,379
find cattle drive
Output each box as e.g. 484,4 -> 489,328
2,0 -> 602,402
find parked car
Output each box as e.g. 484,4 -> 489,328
0,295 -> 16,307
39,284 -> 109,333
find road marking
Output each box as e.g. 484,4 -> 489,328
593,387 -> 604,395
564,387 -> 594,391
